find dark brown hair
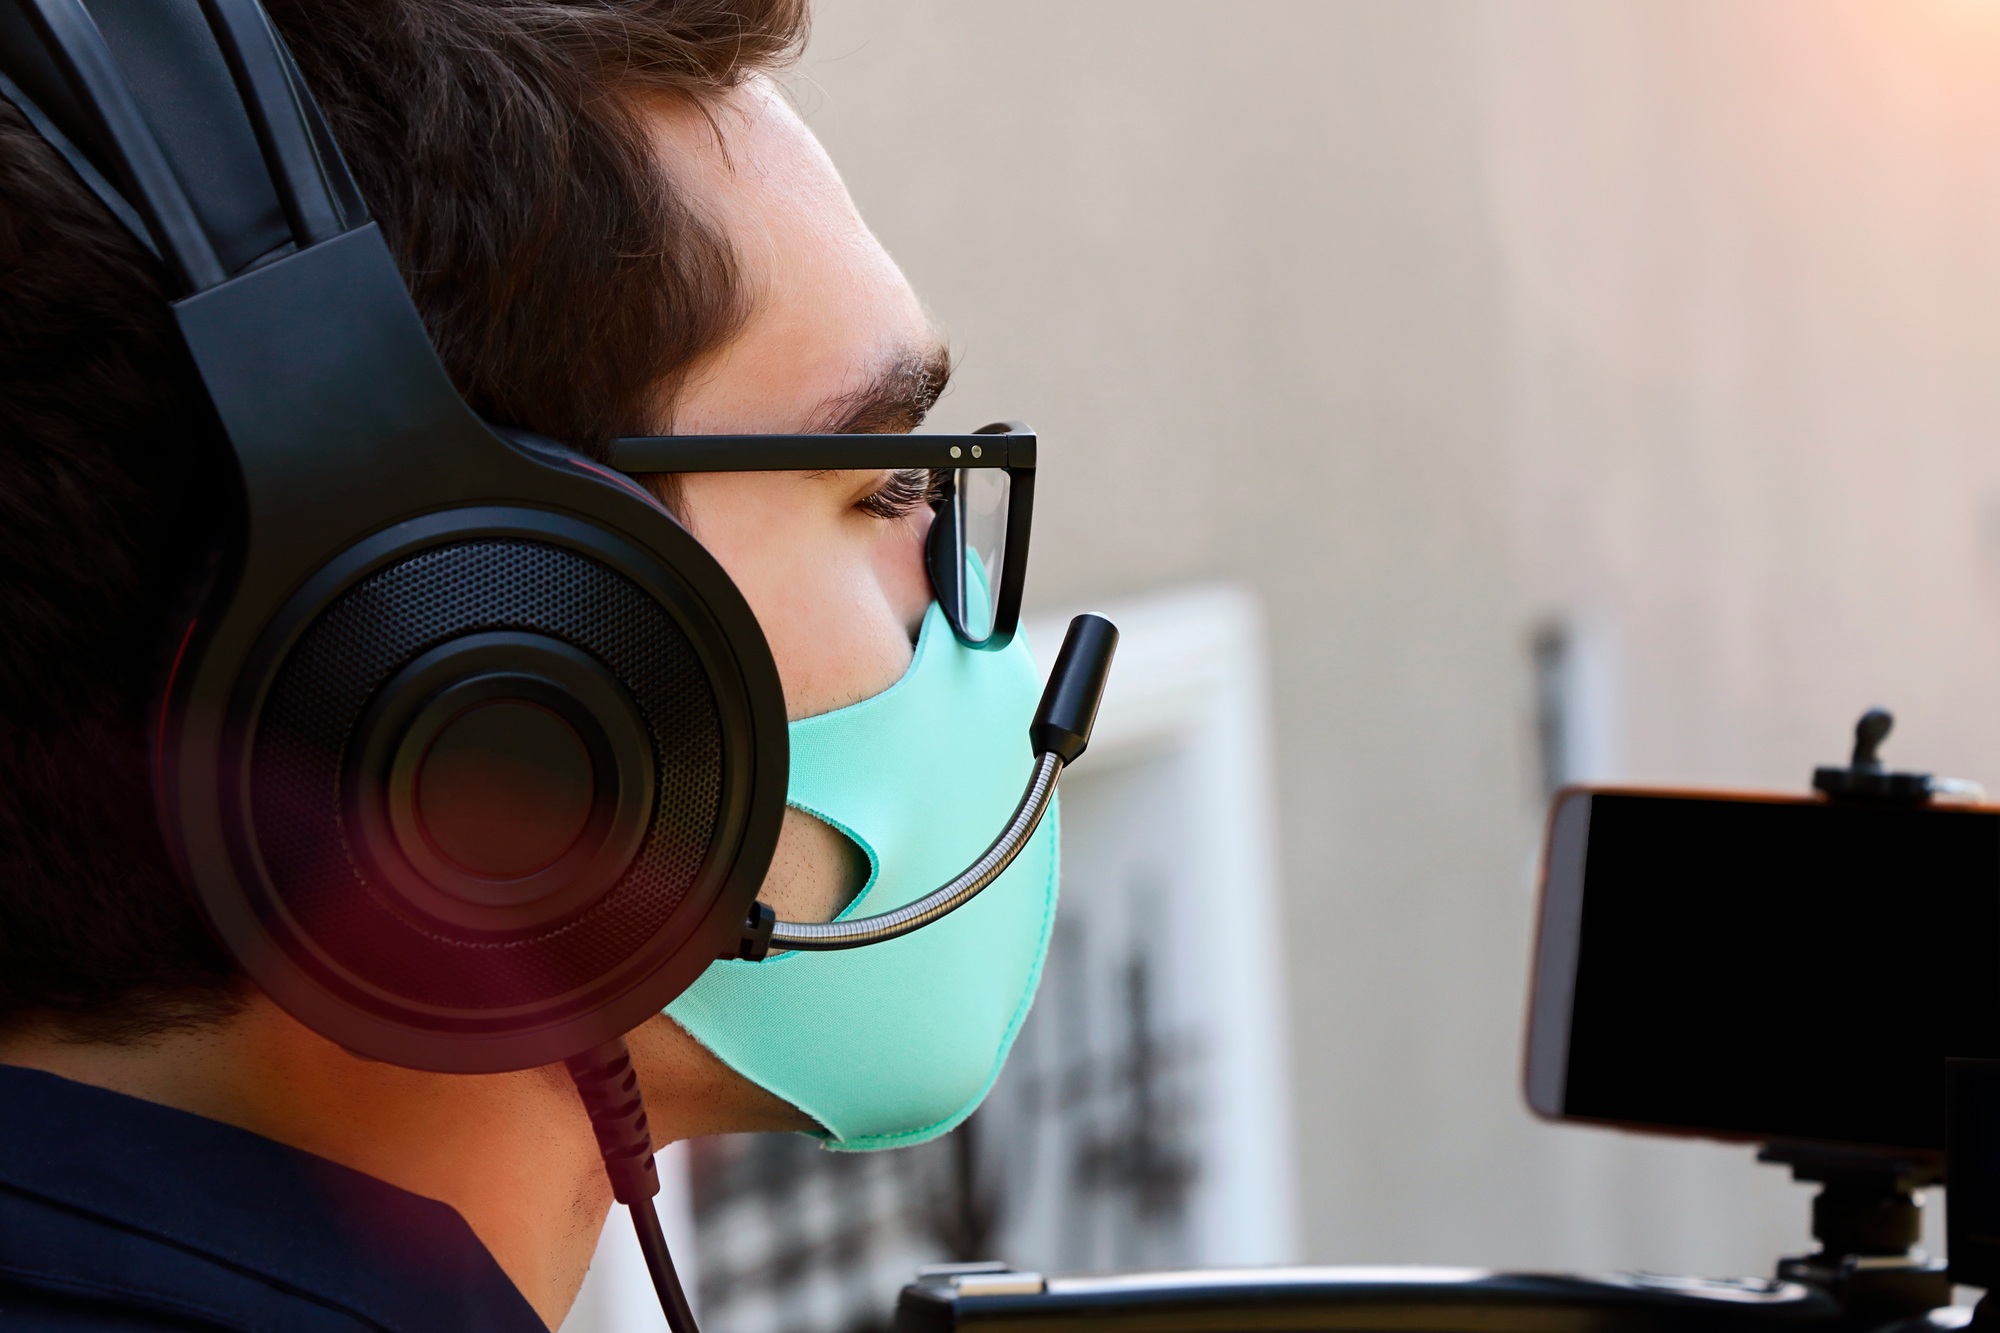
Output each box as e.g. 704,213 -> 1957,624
0,0 -> 808,1040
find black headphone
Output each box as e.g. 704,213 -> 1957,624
4,0 -> 791,1077
0,0 -> 1113,1322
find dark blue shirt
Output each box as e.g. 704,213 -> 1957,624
0,1064 -> 546,1331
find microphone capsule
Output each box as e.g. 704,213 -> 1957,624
1031,615 -> 1118,764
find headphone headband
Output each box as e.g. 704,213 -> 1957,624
8,0 -> 220,285
0,0 -> 362,289
189,0 -> 356,251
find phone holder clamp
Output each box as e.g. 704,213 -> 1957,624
1812,710 -> 1936,806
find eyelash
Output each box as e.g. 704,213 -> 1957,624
857,469 -> 940,521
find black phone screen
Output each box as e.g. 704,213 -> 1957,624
1539,792 -> 2000,1149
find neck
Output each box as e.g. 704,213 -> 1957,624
0,998 -> 607,1329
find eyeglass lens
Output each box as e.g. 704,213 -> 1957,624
951,467 -> 1010,642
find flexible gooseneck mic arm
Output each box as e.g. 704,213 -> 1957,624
767,751 -> 1063,951
762,613 -> 1118,954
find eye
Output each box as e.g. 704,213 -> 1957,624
856,468 -> 940,521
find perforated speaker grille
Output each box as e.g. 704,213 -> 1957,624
251,540 -> 724,1013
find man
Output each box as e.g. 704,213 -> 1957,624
0,0 -> 1016,1326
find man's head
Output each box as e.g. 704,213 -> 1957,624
0,0 -> 943,1041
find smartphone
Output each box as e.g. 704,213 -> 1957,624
1527,787 -> 2000,1151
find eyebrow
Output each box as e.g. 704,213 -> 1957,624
810,339 -> 955,435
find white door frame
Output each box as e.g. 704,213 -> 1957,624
1028,583 -> 1298,1265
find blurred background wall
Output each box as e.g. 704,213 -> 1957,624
573,2 -> 2000,1328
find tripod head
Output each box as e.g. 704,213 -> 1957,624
1744,710 -> 1975,1326
1758,1141 -> 1950,1326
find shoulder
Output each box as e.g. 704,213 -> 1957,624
0,1066 -> 542,1333
0,1183 -> 375,1329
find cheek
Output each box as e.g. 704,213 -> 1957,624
678,473 -> 923,719
878,506 -> 937,638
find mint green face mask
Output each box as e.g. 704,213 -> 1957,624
665,602 -> 1059,1151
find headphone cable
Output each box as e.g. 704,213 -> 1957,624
566,1039 -> 701,1333
630,1188 -> 700,1333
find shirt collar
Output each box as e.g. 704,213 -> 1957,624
0,1063 -> 545,1332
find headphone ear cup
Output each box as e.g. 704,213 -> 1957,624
342,630 -> 658,936
194,510 -> 783,1073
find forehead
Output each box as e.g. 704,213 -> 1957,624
639,80 -> 939,433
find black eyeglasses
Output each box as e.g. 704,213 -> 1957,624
612,421 -> 1035,651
